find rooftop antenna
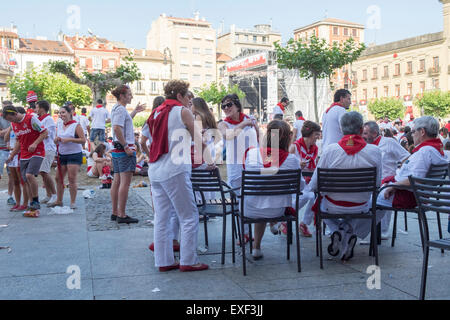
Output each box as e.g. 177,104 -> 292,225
324,10 -> 328,19
87,28 -> 94,36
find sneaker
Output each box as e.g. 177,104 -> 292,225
117,215 -> 139,224
327,231 -> 342,257
299,223 -> 312,237
9,204 -> 20,212
98,174 -> 107,180
381,232 -> 390,240
40,196 -> 51,204
342,235 -> 358,261
179,264 -> 209,272
29,201 -> 41,210
48,194 -> 57,204
252,248 -> 264,260
159,263 -> 180,272
11,205 -> 28,212
70,203 -> 77,210
111,214 -> 117,221
47,201 -> 63,208
270,223 -> 280,235
7,197 -> 16,206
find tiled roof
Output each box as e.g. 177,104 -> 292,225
131,49 -> 165,60
216,52 -> 232,62
294,17 -> 365,32
0,31 -> 18,38
18,38 -> 73,55
64,35 -> 120,52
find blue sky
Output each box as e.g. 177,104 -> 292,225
1,0 -> 444,48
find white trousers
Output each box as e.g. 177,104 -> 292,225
297,191 -> 315,226
376,187 -> 395,234
151,172 -> 199,267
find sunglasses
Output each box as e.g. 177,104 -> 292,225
221,102 -> 234,110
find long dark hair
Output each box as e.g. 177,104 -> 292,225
90,143 -> 106,158
192,97 -> 217,129
264,120 -> 291,151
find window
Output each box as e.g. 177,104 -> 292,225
205,61 -> 213,69
180,60 -> 189,67
362,89 -> 367,100
407,83 -> 412,96
235,34 -> 239,42
205,48 -> 213,55
108,59 -> 115,69
180,73 -> 189,80
244,35 -> 249,42
384,86 -> 389,97
344,28 -> 348,36
352,29 -> 357,37
205,35 -> 214,41
406,61 -> 412,74
135,81 -> 143,93
253,35 -> 257,43
7,39 -> 13,49
333,27 -> 339,35
205,74 -> 213,82
262,36 -> 267,43
420,81 -> 425,94
433,78 -> 440,89
383,66 -> 389,78
180,47 -> 188,54
193,48 -> 200,54
151,81 -> 157,93
192,61 -> 202,67
373,87 -> 378,99
394,64 -> 400,76
93,57 -> 101,70
179,33 -> 189,39
372,67 -> 378,80
193,34 -> 202,40
79,57 -> 86,68
433,56 -> 439,72
362,69 -> 367,81
419,59 -> 425,72
395,84 -> 400,97
192,74 -> 201,81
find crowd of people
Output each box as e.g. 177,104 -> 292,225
1,82 -> 449,272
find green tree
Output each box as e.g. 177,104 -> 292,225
194,82 -> 245,117
48,54 -> 141,106
367,98 -> 404,120
7,67 -> 92,109
133,114 -> 149,128
415,90 -> 450,118
274,35 -> 366,122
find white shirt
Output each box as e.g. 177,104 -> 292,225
321,105 -> 346,151
309,142 -> 382,212
111,104 -> 134,145
293,119 -> 305,140
90,107 -> 110,130
56,121 -> 83,155
79,115 -> 90,133
40,115 -> 56,153
376,136 -> 410,178
379,122 -> 395,132
272,105 -> 284,116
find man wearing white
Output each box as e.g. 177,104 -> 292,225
79,108 -> 90,146
271,97 -> 290,120
379,116 -> 395,133
89,99 -> 110,150
291,110 -> 306,142
309,112 -> 382,261
321,89 -> 351,151
362,121 -> 410,240
377,116 -> 448,226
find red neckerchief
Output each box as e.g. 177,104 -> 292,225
64,120 -> 77,126
38,114 -> 50,121
372,135 -> 382,146
148,99 -> 182,163
294,137 -> 318,170
224,112 -> 249,125
96,105 -> 103,109
73,112 -> 77,117
81,113 -> 87,116
325,102 -> 344,114
296,116 -> 306,121
277,102 -> 285,113
412,138 -> 444,156
338,135 -> 367,156
261,147 -> 289,168
384,120 -> 389,123
26,109 -> 34,115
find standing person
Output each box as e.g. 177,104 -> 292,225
3,105 -> 48,211
272,97 -> 290,120
0,109 -> 14,205
148,80 -> 211,272
89,99 -> 111,150
79,107 -> 90,149
48,105 -> 86,209
58,102 -> 80,124
321,89 -> 351,151
36,101 -> 57,205
26,91 -> 38,115
292,110 -> 306,143
445,120 -> 450,132
110,85 -> 146,224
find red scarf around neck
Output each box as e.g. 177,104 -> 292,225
297,116 -> 306,121
294,137 -> 318,170
224,112 -> 249,125
412,138 -> 444,156
372,135 -> 382,146
38,113 -> 50,121
277,102 -> 285,112
148,99 -> 182,163
64,120 -> 77,126
261,147 -> 289,168
96,104 -> 103,109
325,102 -> 344,114
338,135 -> 367,155
81,113 -> 87,116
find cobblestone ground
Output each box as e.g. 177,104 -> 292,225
85,187 -> 154,231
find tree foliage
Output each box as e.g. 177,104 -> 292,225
274,35 -> 365,121
48,54 -> 141,105
415,91 -> 450,118
367,98 -> 404,120
7,67 -> 92,109
195,82 -> 245,106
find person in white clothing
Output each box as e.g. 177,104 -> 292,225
271,97 -> 290,120
445,141 -> 450,159
321,89 -> 351,151
36,101 -> 57,205
79,108 -> 90,149
379,116 -> 395,132
147,80 -> 213,272
309,112 -> 383,261
291,110 -> 306,143
89,99 -> 111,150
362,121 -> 411,239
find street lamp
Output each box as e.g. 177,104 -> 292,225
163,47 -> 173,80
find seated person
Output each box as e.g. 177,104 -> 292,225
87,143 -> 112,179
309,112 -> 382,261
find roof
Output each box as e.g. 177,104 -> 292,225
0,31 -> 18,39
131,49 -> 165,60
216,52 -> 232,62
64,35 -> 120,53
18,38 -> 73,55
294,17 -> 365,33
165,16 -> 211,25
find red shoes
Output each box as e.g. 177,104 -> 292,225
180,264 -> 209,272
299,223 -> 312,237
149,242 -> 180,252
159,263 -> 180,272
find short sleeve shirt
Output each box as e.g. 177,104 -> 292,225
111,104 -> 134,145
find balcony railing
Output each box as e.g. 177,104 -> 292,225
428,66 -> 440,77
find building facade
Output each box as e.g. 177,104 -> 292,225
351,0 -> 450,119
0,27 -> 19,102
217,24 -> 282,59
146,13 -> 217,91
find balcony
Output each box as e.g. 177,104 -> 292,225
428,66 -> 440,77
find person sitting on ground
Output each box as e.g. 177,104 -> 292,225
309,111 -> 382,261
87,143 -> 112,179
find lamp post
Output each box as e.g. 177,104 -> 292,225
163,47 -> 173,80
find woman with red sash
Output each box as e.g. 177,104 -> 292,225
289,120 -> 321,237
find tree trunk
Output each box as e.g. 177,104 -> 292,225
313,73 -> 319,123
92,88 -> 104,108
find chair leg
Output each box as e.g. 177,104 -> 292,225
436,212 -> 444,254
372,218 -> 379,266
295,219 -> 301,272
221,214 -> 227,265
323,221 -> 326,236
391,211 -> 398,247
404,211 -> 408,231
315,223 -> 319,257
249,225 -> 253,255
204,215 -> 209,248
286,221 -> 292,261
318,216 -> 324,269
377,223 -> 381,245
231,214 -> 235,264
241,220 -> 247,276
420,245 -> 430,300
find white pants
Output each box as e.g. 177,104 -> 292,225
297,191 -> 315,226
376,187 -> 395,234
151,172 -> 199,267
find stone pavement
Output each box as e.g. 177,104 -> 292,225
0,186 -> 449,300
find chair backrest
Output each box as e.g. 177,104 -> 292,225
409,176 -> 450,216
317,167 -> 378,194
241,169 -> 302,197
426,163 -> 449,180
191,168 -> 223,194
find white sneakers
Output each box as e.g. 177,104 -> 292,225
252,249 -> 263,260
41,194 -> 57,204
